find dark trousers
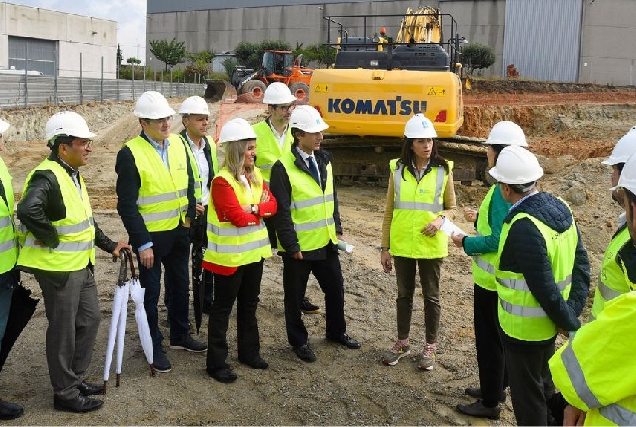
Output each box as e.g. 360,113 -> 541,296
282,249 -> 346,347
474,284 -> 507,407
191,207 -> 214,309
138,225 -> 191,349
36,268 -> 100,399
504,339 -> 556,426
393,256 -> 442,344
206,260 -> 263,370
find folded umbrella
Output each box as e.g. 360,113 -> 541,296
126,250 -> 154,377
0,282 -> 39,372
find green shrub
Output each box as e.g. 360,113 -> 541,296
461,43 -> 496,76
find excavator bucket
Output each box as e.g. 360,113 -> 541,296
204,79 -> 236,102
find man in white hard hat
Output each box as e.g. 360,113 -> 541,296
548,153 -> 636,426
178,96 -> 219,320
17,112 -> 130,413
588,126 -> 636,320
489,145 -> 590,425
253,82 -> 320,315
269,105 -> 360,363
0,118 -> 23,420
115,91 -> 207,374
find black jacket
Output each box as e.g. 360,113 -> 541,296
179,130 -> 215,193
115,131 -> 196,250
16,154 -> 117,275
498,191 -> 590,347
269,144 -> 342,260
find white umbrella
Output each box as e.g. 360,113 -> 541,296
103,250 -> 155,394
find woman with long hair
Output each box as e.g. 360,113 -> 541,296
203,118 -> 277,383
380,113 -> 457,371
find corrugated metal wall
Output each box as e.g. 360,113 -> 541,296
503,0 -> 583,82
8,37 -> 57,76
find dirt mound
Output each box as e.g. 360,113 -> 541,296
467,78 -> 636,94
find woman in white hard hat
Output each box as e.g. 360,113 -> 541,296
202,117 -> 277,383
380,113 -> 457,371
451,121 -> 527,419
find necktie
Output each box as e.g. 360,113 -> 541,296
308,156 -> 320,184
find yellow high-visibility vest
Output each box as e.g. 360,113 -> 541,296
17,159 -> 95,272
179,134 -> 219,203
204,168 -> 270,267
0,156 -> 17,274
388,159 -> 452,259
125,135 -> 189,232
252,121 -> 293,185
471,185 -> 498,291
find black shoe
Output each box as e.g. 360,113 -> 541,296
300,297 -> 321,314
152,348 -> 172,373
0,399 -> 23,420
207,367 -> 237,383
327,333 -> 361,349
239,355 -> 269,370
456,399 -> 501,420
78,381 -> 105,396
465,387 -> 506,403
293,343 -> 317,362
53,395 -> 103,413
170,335 -> 207,352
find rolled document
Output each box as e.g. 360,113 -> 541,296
337,240 -> 355,253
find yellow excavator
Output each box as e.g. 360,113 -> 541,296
310,8 -> 484,182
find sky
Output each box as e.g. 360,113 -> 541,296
8,0 -> 147,63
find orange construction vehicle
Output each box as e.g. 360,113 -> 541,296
230,50 -> 313,102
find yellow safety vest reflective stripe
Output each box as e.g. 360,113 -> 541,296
179,134 -> 219,204
496,210 -> 577,341
471,184 -> 498,291
278,150 -> 337,252
204,168 -> 270,267
252,121 -> 293,185
590,226 -> 634,320
17,159 -> 95,271
388,159 -> 452,259
125,135 -> 189,232
0,156 -> 17,274
549,292 -> 636,426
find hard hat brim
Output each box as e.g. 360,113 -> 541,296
0,119 -> 9,134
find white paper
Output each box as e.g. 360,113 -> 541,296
440,219 -> 466,237
337,240 -> 355,253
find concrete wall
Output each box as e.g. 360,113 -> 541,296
0,2 -> 118,79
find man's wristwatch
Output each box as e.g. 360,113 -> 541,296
251,204 -> 257,214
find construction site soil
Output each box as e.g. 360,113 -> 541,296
0,78 -> 634,425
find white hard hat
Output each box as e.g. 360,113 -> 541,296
404,113 -> 438,138
0,118 -> 9,134
602,126 -> 636,166
290,105 -> 329,133
485,121 -> 528,147
218,118 -> 257,143
617,151 -> 636,194
262,82 -> 297,105
45,111 -> 95,145
489,145 -> 543,184
134,91 -> 176,119
178,96 -> 210,115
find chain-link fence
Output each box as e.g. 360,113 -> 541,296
0,74 -> 205,109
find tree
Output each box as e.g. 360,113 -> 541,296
149,38 -> 188,72
116,44 -> 123,66
461,43 -> 496,76
126,57 -> 141,65
302,43 -> 337,67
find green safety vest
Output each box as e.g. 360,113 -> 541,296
252,120 -> 293,185
179,134 -> 219,203
388,159 -> 452,259
204,168 -> 270,267
17,159 -> 95,272
549,292 -> 636,426
496,210 -> 577,341
471,185 -> 499,291
125,135 -> 189,232
278,150 -> 337,252
590,226 -> 635,320
0,156 -> 17,274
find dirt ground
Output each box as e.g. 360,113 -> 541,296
0,81 -> 634,425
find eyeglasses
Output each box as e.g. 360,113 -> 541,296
145,117 -> 171,124
275,105 -> 295,112
70,139 -> 93,149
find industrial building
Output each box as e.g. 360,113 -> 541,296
0,2 -> 118,79
147,0 -> 636,86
